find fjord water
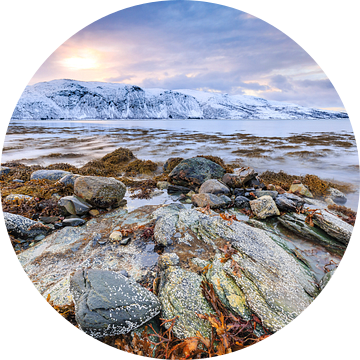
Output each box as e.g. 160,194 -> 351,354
2,118 -> 359,209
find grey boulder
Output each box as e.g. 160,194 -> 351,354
70,269 -> 161,338
168,157 -> 225,188
30,170 -> 71,181
74,176 -> 126,209
199,179 -> 230,195
192,193 -> 231,209
3,212 -> 51,239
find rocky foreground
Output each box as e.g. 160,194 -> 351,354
0,149 -> 355,357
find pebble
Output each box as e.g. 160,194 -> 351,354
110,231 -> 123,242
62,218 -> 86,227
120,237 -> 131,245
89,209 -> 100,216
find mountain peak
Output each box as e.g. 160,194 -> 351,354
12,79 -> 348,120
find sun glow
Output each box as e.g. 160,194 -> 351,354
61,57 -> 98,70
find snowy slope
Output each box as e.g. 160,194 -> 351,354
11,79 -> 348,120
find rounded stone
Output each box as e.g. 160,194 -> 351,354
74,176 -> 126,209
30,169 -> 71,181
199,179 -> 230,195
110,231 -> 123,242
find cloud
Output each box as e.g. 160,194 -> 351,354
28,1 -> 344,110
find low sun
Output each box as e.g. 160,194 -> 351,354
62,57 -> 98,70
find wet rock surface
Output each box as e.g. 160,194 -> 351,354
3,148 -> 354,349
17,205 -> 160,305
153,205 -> 318,333
70,269 -> 161,338
328,187 -> 347,204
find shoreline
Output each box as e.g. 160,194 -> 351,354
0,147 -> 356,357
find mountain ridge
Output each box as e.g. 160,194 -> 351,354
11,79 -> 348,120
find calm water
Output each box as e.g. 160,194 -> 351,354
2,119 -> 359,209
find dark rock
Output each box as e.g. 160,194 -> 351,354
58,195 -> 92,216
199,179 -> 230,195
62,218 -> 86,227
244,192 -> 257,200
0,166 -> 11,176
248,178 -> 261,188
30,169 -> 71,181
3,212 -> 51,239
275,193 -> 304,212
167,184 -> 191,194
234,195 -> 250,209
70,269 -> 161,338
168,157 -> 225,188
233,188 -> 245,197
39,216 -> 60,224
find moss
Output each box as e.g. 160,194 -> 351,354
196,155 -> 233,173
79,147 -> 136,177
164,157 -> 184,173
231,148 -> 271,158
260,170 -> 354,197
101,147 -> 135,165
124,159 -> 158,175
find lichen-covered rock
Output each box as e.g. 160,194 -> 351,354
289,183 -> 313,198
30,169 -> 71,181
3,212 -> 51,239
70,269 -> 161,338
278,213 -> 346,254
319,269 -> 336,291
168,157 -> 225,188
313,210 -> 353,245
192,193 -> 231,208
250,195 -> 280,219
157,181 -> 171,190
152,204 -> 186,246
158,253 -> 214,339
153,205 -> 319,333
74,176 -> 126,208
17,205 -> 160,305
199,179 -> 230,195
206,254 -> 251,320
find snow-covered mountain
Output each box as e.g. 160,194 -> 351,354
11,79 -> 348,120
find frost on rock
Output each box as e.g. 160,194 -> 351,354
70,269 -> 161,338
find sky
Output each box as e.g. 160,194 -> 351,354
30,0 -> 345,111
